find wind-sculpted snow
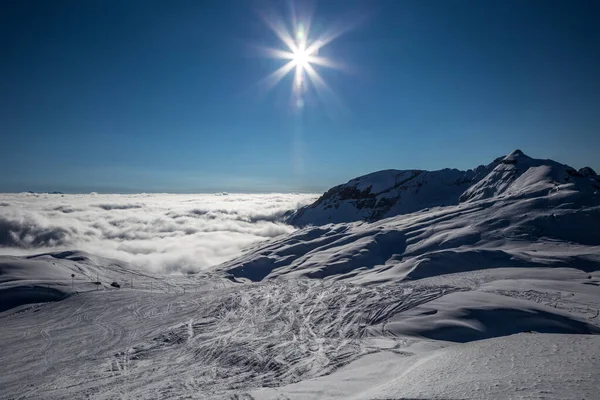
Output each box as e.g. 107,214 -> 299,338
220,185 -> 600,283
0,193 -> 317,273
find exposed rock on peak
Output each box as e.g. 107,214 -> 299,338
286,168 -> 482,226
580,167 -> 597,177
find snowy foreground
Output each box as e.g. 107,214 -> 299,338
1,255 -> 599,399
1,150 -> 600,399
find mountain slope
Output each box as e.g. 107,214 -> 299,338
219,150 -> 600,284
219,193 -> 600,284
286,168 -> 483,226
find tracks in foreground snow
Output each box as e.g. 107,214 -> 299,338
6,271 -> 595,399
102,280 -> 458,398
0,279 -> 459,399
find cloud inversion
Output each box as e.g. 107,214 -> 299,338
0,193 -> 318,273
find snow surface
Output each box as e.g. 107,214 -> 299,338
252,333 -> 600,400
1,256 -> 598,399
219,190 -> 600,284
219,151 -> 600,285
1,150 -> 599,399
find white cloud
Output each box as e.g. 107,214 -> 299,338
0,193 -> 318,273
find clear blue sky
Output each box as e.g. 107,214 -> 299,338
1,0 -> 599,193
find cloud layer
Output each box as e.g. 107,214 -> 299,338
0,193 -> 318,273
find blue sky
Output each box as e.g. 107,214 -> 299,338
1,0 -> 599,193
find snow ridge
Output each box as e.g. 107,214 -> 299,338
287,149 -> 599,226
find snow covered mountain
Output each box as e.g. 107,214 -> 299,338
286,149 -> 599,226
1,150 -> 600,399
220,150 -> 600,283
460,149 -> 599,202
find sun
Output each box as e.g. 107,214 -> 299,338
258,10 -> 347,106
290,40 -> 313,89
292,46 -> 309,68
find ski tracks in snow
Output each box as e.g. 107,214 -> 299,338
1,279 -> 463,399
95,280 -> 461,398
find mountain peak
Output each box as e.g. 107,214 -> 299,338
287,151 -> 600,227
509,149 -> 525,157
502,149 -> 530,164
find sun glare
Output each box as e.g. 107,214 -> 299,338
259,8 -> 348,109
292,46 -> 309,67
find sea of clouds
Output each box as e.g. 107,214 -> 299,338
0,193 -> 318,273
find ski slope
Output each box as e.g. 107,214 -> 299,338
1,254 -> 599,399
252,333 -> 600,400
